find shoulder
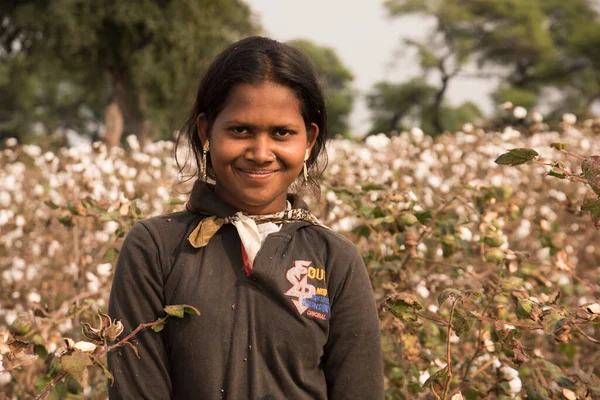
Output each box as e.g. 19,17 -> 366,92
297,224 -> 363,266
124,210 -> 201,254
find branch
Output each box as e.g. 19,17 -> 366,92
572,324 -> 600,345
441,299 -> 459,400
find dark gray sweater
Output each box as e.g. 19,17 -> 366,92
108,182 -> 384,399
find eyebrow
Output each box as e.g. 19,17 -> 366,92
223,120 -> 302,130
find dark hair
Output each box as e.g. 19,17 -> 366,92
176,36 -> 329,192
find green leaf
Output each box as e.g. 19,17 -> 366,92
164,304 -> 200,319
386,292 -> 423,321
44,200 -> 60,209
452,310 -> 474,336
99,212 -> 121,222
582,196 -> 600,219
550,142 -> 567,151
60,350 -> 93,387
494,148 -> 539,166
414,211 -> 432,225
184,305 -> 201,316
547,169 -> 566,179
516,298 -> 541,321
543,311 -> 565,334
94,360 -> 114,386
102,248 -> 119,263
151,323 -> 165,333
437,288 -> 462,306
49,381 -> 68,400
167,198 -> 186,205
423,365 -> 448,387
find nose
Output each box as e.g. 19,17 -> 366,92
245,134 -> 274,164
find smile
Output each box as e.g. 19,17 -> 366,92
236,168 -> 279,181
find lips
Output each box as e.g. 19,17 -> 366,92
236,168 -> 279,181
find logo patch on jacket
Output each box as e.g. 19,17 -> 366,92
284,260 -> 329,320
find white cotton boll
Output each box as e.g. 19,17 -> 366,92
23,144 -> 42,157
0,362 -> 11,386
580,138 -> 590,151
508,377 -> 522,395
513,106 -> 527,119
64,262 -> 79,277
458,226 -> 473,242
13,257 -> 25,270
96,263 -> 112,278
415,284 -> 430,299
515,220 -> 531,240
150,157 -> 162,168
58,319 -> 73,334
417,243 -> 427,253
562,113 -> 577,125
531,111 -> 543,123
427,304 -> 438,313
0,192 -> 10,208
33,184 -> 45,197
365,134 -> 390,151
337,217 -> 358,231
43,151 -> 55,163
326,191 -> 337,202
28,292 -> 41,303
450,332 -> 460,343
500,365 -> 519,381
74,341 -> 97,353
5,310 -> 17,326
0,210 -> 12,226
414,163 -> 430,181
462,123 -> 474,133
419,370 -> 430,386
491,175 -> 503,187
15,215 -> 25,227
104,220 -> 120,234
5,137 -> 17,147
124,180 -> 135,195
48,240 -> 61,258
410,127 -> 424,141
126,135 -> 141,152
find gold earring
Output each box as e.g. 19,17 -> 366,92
201,140 -> 210,181
303,149 -> 310,184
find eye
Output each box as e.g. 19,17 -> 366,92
273,129 -> 293,138
230,126 -> 250,135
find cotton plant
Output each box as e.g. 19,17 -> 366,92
1,114 -> 600,398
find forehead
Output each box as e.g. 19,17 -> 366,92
217,81 -> 304,123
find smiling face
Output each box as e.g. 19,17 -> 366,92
197,81 -> 319,215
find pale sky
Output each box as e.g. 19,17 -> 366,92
245,0 -> 498,135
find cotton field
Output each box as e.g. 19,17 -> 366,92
1,120 -> 599,399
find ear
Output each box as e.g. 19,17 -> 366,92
306,122 -> 319,152
196,113 -> 209,144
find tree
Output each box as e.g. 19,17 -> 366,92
287,39 -> 354,137
366,78 -> 482,136
1,0 -> 259,143
382,0 -> 600,132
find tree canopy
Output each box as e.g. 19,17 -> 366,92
0,0 -> 259,143
287,39 -> 354,137
373,0 -> 600,135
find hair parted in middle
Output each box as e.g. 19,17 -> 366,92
177,36 -> 329,191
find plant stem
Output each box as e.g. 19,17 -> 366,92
572,323 -> 600,344
34,371 -> 67,400
441,299 -> 458,400
95,316 -> 169,359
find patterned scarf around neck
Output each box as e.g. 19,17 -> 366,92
187,205 -> 327,269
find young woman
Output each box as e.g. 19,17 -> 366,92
108,36 -> 383,400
